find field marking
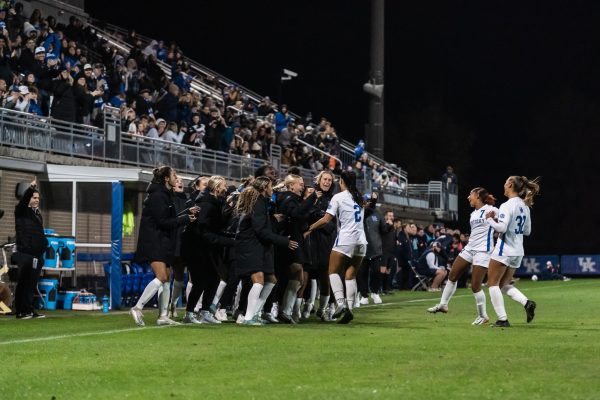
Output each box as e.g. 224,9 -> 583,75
0,281 -> 594,346
0,325 -> 177,346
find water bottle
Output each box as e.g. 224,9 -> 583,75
102,295 -> 109,313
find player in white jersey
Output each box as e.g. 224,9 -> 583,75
485,175 -> 540,327
307,171 -> 366,324
427,187 -> 499,325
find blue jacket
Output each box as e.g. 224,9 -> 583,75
43,32 -> 62,57
275,111 -> 290,133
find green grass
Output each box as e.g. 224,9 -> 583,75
1,280 -> 599,400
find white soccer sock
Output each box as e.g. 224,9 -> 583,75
489,285 -> 507,321
502,284 -> 528,306
170,280 -> 184,307
329,274 -> 345,304
185,282 -> 193,302
135,278 -> 162,310
211,280 -> 227,307
293,298 -> 303,315
255,282 -> 275,318
159,282 -> 170,317
282,280 -> 301,315
194,294 -> 203,313
309,279 -> 318,306
345,279 -> 357,310
440,280 -> 457,306
244,283 -> 264,321
319,295 -> 330,311
473,290 -> 488,318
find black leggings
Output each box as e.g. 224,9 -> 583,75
357,256 -> 383,297
186,262 -> 220,313
14,254 -> 42,315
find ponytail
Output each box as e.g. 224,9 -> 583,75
152,165 -> 172,185
341,171 -> 363,207
470,187 -> 496,206
509,176 -> 541,207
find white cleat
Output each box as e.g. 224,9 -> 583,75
156,316 -> 181,326
371,293 -> 383,304
215,308 -> 229,322
182,312 -> 202,324
130,307 -> 145,327
359,296 -> 369,305
471,316 -> 490,326
236,314 -> 245,324
200,311 -> 222,324
427,304 -> 448,314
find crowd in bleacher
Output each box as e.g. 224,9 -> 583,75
0,2 -> 411,190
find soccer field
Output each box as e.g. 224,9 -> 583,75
1,280 -> 598,400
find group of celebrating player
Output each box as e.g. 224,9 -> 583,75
128,161 -> 540,328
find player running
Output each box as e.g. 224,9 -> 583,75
427,187 -> 499,325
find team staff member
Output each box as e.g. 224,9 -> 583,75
14,179 -> 48,319
130,166 -> 197,327
183,176 -> 234,324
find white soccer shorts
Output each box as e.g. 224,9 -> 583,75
332,243 -> 367,258
459,249 -> 491,268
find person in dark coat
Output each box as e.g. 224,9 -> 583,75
396,222 -> 416,290
306,170 -> 336,320
130,166 -> 197,327
182,176 -> 234,324
13,179 -> 48,319
276,174 -> 317,323
168,176 -> 188,318
49,68 -> 76,123
235,176 -> 297,325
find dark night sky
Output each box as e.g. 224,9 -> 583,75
87,0 -> 599,254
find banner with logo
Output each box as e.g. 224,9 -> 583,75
516,255 -> 560,277
560,255 -> 599,275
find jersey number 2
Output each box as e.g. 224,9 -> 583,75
515,215 -> 526,234
353,204 -> 362,222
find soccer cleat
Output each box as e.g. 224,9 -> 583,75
359,296 -> 369,305
524,300 -> 537,323
279,313 -> 296,324
130,307 -> 145,327
183,312 -> 203,324
215,308 -> 228,322
337,309 -> 354,324
16,313 -> 33,320
156,316 -> 181,326
371,293 -> 383,304
332,301 -> 348,320
302,301 -> 313,319
427,304 -> 448,314
471,316 -> 490,326
242,318 -> 263,326
235,314 -> 245,324
32,312 -> 46,319
200,310 -> 222,324
263,312 -> 279,323
491,319 -> 511,328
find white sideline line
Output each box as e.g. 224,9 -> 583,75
0,325 -> 176,346
0,282 -> 594,346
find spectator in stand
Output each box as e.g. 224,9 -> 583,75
163,121 -> 184,143
27,86 -> 42,116
109,90 -> 126,108
204,107 -> 226,151
424,224 -> 436,244
354,139 -> 365,160
274,104 -> 291,134
17,39 -> 36,72
442,166 -> 458,191
74,73 -> 102,124
156,83 -> 179,123
257,96 -> 276,116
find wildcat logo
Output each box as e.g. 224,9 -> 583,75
522,258 -> 540,274
578,257 -> 597,273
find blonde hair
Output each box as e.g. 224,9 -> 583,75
235,176 -> 271,215
509,176 -> 541,207
207,175 -> 226,194
284,174 -> 303,189
314,170 -> 334,188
